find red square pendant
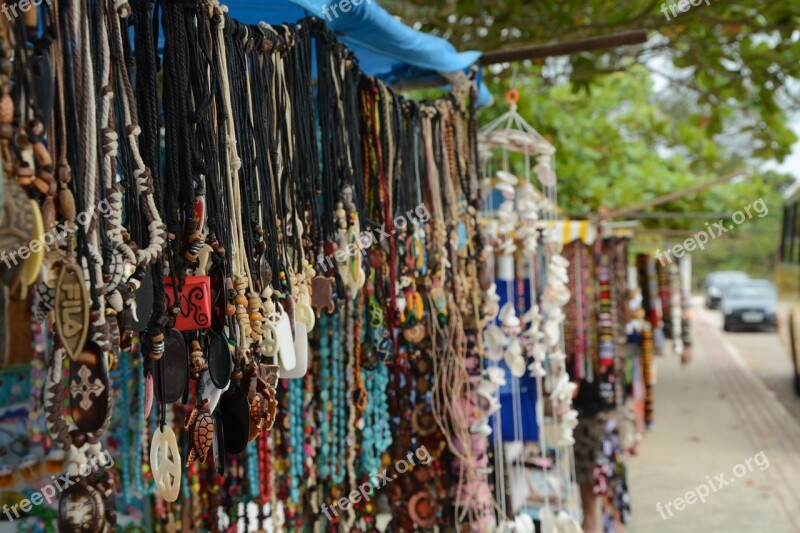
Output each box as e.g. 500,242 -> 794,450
165,276 -> 212,330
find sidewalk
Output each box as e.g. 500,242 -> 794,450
626,304 -> 800,532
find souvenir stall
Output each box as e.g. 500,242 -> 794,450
635,254 -> 661,428
0,1 -> 516,532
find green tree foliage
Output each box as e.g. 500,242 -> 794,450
387,0 -> 800,164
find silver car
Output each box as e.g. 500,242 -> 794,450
704,271 -> 749,309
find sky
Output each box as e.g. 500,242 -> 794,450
765,118 -> 800,179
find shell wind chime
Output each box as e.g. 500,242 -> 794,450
480,88 -> 583,533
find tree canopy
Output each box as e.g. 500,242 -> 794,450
387,0 -> 800,165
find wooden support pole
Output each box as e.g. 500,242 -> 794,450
601,170 -> 749,219
480,30 -> 649,65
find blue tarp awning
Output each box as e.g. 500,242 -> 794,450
205,0 -> 491,104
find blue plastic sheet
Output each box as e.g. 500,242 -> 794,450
198,1 -> 488,100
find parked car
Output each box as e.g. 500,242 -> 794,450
704,271 -> 749,309
721,279 -> 778,331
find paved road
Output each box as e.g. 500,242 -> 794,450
626,302 -> 800,533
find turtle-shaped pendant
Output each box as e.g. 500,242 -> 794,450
185,399 -> 215,465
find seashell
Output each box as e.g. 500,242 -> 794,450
505,353 -> 526,379
498,303 -> 519,326
484,324 -> 508,351
476,389 -> 502,415
495,182 -> 515,197
528,361 -> 546,378
542,320 -> 561,347
522,305 -> 541,325
483,366 -> 507,386
539,508 -> 557,533
496,170 -> 518,185
535,163 -> 556,187
470,420 -> 493,437
514,514 -> 536,533
476,379 -> 500,397
531,342 -> 547,362
557,512 -> 582,533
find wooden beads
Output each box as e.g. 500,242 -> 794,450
190,340 -> 207,375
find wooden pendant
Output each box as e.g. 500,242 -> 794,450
208,333 -> 232,389
152,329 -> 188,404
164,275 -> 211,330
58,474 -> 115,533
219,380 -> 250,454
54,261 -> 90,361
69,341 -> 109,432
310,276 -> 334,317
185,399 -> 214,465
0,178 -> 34,289
150,425 -> 182,502
0,94 -> 13,123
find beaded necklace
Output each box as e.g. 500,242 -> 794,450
331,306 -> 347,484
287,376 -> 304,505
317,309 -> 333,478
246,439 -> 260,499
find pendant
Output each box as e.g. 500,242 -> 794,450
201,371 -> 225,413
208,333 -> 232,389
58,471 -> 115,533
68,341 -> 109,433
144,372 -> 153,419
295,301 -> 315,332
408,491 -> 439,529
22,199 -> 44,287
185,399 -> 215,465
281,321 -> 308,379
310,276 -> 334,317
152,329 -> 188,404
403,322 -> 426,344
164,275 -> 211,331
54,261 -> 90,361
0,178 -> 34,289
259,318 -> 280,357
150,425 -> 182,502
276,310 -> 296,372
219,378 -> 250,454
